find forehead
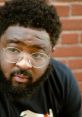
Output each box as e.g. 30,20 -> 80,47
2,26 -> 51,49
2,26 -> 51,51
6,26 -> 50,41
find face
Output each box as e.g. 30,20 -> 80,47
0,25 -> 52,96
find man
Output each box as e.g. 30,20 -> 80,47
0,0 -> 81,117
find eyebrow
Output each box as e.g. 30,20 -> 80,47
30,45 -> 46,50
7,39 -> 21,44
7,39 -> 47,50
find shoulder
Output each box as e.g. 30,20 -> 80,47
47,59 -> 77,96
50,59 -> 75,83
50,59 -> 80,100
51,59 -> 71,74
50,59 -> 81,115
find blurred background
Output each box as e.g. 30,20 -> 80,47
48,0 -> 82,99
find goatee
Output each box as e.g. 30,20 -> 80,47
0,64 -> 51,101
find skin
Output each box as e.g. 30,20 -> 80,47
0,25 -> 52,89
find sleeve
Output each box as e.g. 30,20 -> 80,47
63,69 -> 82,117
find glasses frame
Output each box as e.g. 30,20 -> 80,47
1,47 -> 50,68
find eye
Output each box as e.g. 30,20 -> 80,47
32,52 -> 47,60
32,53 -> 41,58
6,47 -> 20,54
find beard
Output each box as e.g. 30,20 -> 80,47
0,64 -> 51,101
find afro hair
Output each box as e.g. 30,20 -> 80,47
0,0 -> 61,46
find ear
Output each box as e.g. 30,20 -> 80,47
50,46 -> 56,57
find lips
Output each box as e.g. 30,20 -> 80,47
13,74 -> 30,83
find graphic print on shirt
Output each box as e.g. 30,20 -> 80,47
20,109 -> 53,117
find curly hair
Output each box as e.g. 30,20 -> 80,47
0,0 -> 61,46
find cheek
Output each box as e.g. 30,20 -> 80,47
0,58 -> 14,79
32,65 -> 48,82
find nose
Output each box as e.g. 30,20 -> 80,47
16,54 -> 32,70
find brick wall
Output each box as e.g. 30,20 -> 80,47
50,1 -> 82,95
0,0 -> 82,95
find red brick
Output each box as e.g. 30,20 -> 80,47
61,19 -> 82,30
80,34 -> 82,43
72,4 -> 82,16
67,59 -> 82,69
53,46 -> 82,57
0,0 -> 4,2
55,5 -> 69,17
74,72 -> 82,81
79,83 -> 82,92
55,0 -> 82,1
58,59 -> 68,65
61,33 -> 79,44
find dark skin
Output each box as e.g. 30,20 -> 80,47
0,25 -> 52,91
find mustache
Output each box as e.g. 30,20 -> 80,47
10,69 -> 32,78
